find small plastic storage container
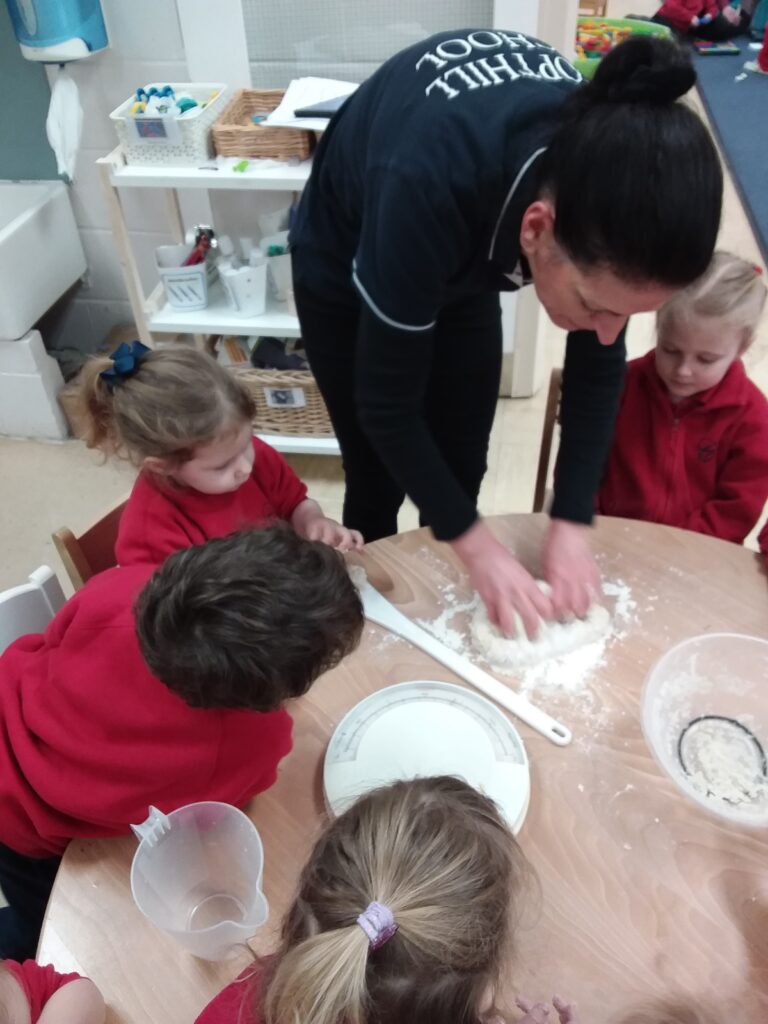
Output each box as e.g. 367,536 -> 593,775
110,82 -> 227,166
155,244 -> 217,311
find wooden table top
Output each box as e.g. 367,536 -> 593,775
38,515 -> 768,1024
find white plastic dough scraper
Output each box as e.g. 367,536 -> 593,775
358,578 -> 572,746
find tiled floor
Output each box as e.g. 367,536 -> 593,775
2,0 -> 766,595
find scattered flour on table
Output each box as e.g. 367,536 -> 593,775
352,561 -> 640,731
414,578 -> 638,705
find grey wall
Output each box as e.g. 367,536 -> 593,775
0,1 -> 58,180
243,0 -> 494,86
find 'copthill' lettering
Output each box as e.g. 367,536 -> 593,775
416,31 -> 581,100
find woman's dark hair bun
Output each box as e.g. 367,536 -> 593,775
588,35 -> 696,104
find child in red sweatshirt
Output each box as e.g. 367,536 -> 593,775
0,959 -> 104,1024
76,345 -> 363,568
0,527 -> 363,962
598,253 -> 768,543
193,776 -> 577,1024
652,1 -> 740,38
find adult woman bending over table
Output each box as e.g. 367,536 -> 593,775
290,31 -> 722,637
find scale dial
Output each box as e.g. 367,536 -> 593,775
324,681 -> 531,833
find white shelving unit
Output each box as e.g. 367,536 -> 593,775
97,146 -> 338,455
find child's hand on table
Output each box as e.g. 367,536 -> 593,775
292,499 -> 364,552
304,516 -> 364,552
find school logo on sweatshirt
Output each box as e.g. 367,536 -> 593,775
697,438 -> 717,463
415,30 -> 582,100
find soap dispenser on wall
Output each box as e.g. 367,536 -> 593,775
5,0 -> 108,63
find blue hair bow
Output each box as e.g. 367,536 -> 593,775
99,340 -> 151,391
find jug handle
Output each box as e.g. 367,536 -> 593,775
131,805 -> 171,847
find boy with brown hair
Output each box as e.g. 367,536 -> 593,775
0,526 -> 363,961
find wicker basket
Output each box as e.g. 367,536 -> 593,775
235,367 -> 334,436
212,89 -> 314,160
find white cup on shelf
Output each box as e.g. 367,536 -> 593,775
219,263 -> 267,317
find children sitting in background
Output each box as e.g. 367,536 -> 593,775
0,960 -> 104,1024
0,527 -> 363,962
195,775 -> 577,1024
652,0 -> 742,38
77,344 -> 363,566
598,253 -> 768,543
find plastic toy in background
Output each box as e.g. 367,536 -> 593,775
574,17 -> 671,79
131,85 -> 203,119
694,39 -> 741,55
575,19 -> 632,61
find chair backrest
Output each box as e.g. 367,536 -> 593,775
0,566 -> 66,655
53,498 -> 128,591
533,368 -> 563,514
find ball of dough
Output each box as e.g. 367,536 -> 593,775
470,582 -> 611,670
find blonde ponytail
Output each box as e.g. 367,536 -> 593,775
261,776 -> 532,1024
74,345 -> 255,463
264,927 -> 370,1024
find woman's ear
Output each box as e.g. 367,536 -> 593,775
142,455 -> 173,476
519,199 -> 556,258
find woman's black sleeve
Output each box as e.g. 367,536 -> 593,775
550,326 -> 627,524
355,307 -> 478,541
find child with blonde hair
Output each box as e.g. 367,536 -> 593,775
77,344 -> 363,566
598,252 -> 768,543
195,776 -> 577,1024
0,959 -> 104,1024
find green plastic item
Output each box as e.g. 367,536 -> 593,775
574,16 -> 672,80
233,159 -> 250,173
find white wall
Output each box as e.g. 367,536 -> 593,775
43,0 -> 187,358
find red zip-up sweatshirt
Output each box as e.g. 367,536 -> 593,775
116,438 -> 308,567
0,565 -> 292,858
655,0 -> 719,32
597,351 -> 768,544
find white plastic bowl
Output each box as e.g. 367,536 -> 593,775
641,633 -> 768,827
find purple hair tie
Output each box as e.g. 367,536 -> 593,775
356,901 -> 398,951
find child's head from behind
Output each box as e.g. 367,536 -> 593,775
263,775 -> 530,1024
135,526 -> 364,710
655,252 -> 766,401
79,345 -> 256,494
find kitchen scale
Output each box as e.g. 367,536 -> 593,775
324,680 -> 531,834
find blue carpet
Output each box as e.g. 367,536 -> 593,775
693,46 -> 768,264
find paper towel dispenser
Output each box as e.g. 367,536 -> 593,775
5,0 -> 108,62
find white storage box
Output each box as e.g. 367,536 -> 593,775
110,83 -> 227,167
156,244 -> 217,311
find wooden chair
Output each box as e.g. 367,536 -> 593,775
53,498 -> 128,590
579,1 -> 608,15
0,566 -> 66,655
533,368 -> 563,514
